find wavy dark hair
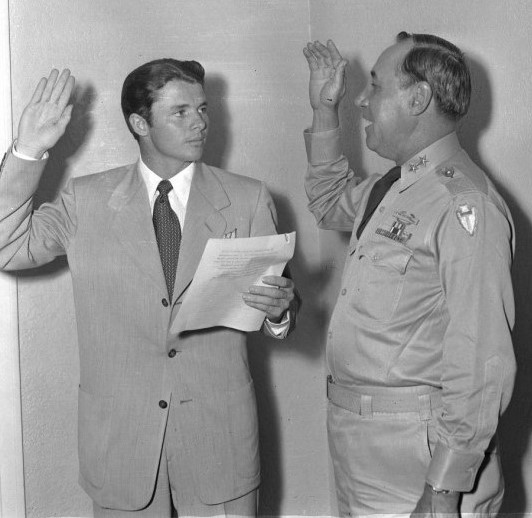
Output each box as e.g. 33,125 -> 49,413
396,32 -> 471,121
121,58 -> 205,139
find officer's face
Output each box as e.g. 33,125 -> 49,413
356,41 -> 416,164
139,80 -> 209,173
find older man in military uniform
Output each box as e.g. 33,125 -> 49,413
303,33 -> 516,515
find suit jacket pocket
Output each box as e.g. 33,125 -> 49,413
228,379 -> 260,480
78,388 -> 114,489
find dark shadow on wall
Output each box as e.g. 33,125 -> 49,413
203,74 -> 231,170
15,82 -> 95,279
340,53 -> 368,175
460,56 -> 532,515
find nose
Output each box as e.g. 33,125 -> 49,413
191,110 -> 208,131
355,85 -> 369,108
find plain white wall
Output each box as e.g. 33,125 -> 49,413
8,0 -> 532,516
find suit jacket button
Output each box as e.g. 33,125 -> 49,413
159,400 -> 168,409
168,349 -> 177,358
162,298 -> 169,307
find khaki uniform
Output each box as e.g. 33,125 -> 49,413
305,129 -> 516,515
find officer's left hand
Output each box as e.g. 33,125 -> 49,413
242,275 -> 295,322
411,484 -> 460,518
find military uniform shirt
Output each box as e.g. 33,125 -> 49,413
304,128 -> 516,491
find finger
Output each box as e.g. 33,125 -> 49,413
56,75 -> 75,110
313,41 -> 333,66
243,297 -> 288,315
41,69 -> 60,102
50,69 -> 72,104
327,40 -> 344,64
332,60 -> 348,90
261,276 -> 293,289
303,47 -> 318,71
308,42 -> 327,68
247,285 -> 287,299
29,77 -> 47,104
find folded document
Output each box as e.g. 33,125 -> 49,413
174,232 -> 296,333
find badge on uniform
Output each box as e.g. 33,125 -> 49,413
223,228 -> 237,239
456,204 -> 477,236
376,210 -> 419,244
438,166 -> 455,178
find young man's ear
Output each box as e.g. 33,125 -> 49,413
129,113 -> 149,138
410,82 -> 432,116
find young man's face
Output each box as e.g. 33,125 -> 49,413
143,79 -> 209,172
356,41 -> 415,163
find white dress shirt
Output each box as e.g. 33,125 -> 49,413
138,158 -> 193,223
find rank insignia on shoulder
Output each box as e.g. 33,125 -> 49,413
438,166 -> 455,178
456,204 -> 477,236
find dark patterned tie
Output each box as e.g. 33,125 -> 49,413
356,165 -> 401,239
153,180 -> 181,301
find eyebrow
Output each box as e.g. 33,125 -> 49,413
169,100 -> 208,110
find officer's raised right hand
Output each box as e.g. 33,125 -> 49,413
303,40 -> 347,111
16,68 -> 75,159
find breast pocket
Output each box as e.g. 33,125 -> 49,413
350,241 -> 412,323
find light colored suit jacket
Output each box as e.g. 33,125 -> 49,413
0,151 -> 282,510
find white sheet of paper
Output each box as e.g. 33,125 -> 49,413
175,232 -> 296,333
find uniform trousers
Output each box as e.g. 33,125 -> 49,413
327,384 -> 504,517
93,394 -> 258,518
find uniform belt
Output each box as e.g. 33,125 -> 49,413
327,376 -> 442,416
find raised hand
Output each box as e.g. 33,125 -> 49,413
16,69 -> 75,158
303,40 -> 347,111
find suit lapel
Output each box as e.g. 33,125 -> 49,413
108,164 -> 166,292
173,163 -> 230,303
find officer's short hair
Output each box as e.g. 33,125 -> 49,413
396,32 -> 471,121
121,58 -> 205,140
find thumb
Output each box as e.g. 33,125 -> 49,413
332,60 -> 348,91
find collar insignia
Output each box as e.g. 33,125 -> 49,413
408,155 -> 429,173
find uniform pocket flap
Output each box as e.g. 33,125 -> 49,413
366,242 -> 413,274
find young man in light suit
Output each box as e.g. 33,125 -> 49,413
0,60 -> 297,517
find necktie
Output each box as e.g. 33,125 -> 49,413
356,165 -> 401,239
153,180 -> 181,301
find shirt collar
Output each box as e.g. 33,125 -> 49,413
399,132 -> 461,191
138,158 -> 195,203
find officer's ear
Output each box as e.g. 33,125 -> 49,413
129,113 -> 149,138
410,81 -> 432,116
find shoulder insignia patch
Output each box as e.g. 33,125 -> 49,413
456,204 -> 477,236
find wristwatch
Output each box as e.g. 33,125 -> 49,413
430,485 -> 455,494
